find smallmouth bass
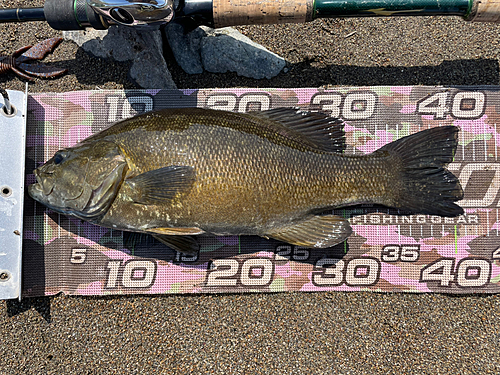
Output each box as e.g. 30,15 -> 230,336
28,108 -> 463,254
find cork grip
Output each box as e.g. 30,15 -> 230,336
213,0 -> 314,28
469,0 -> 500,22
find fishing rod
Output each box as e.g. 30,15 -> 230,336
0,0 -> 498,31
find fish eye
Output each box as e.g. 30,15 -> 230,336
53,152 -> 66,165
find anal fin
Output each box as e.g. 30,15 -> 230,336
266,215 -> 352,248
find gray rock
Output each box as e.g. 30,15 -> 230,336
201,27 -> 286,79
63,26 -> 177,89
164,22 -> 206,75
165,25 -> 286,79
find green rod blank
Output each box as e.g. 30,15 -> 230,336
313,0 -> 473,18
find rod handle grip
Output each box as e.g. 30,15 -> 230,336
468,0 -> 500,22
212,0 -> 314,28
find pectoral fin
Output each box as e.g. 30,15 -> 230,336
126,166 -> 195,205
151,233 -> 200,256
266,215 -> 352,248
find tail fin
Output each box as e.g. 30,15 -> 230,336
379,126 -> 464,217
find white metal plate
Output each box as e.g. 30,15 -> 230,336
0,90 -> 26,300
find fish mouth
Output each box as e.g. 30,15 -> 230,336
27,182 -> 43,201
29,168 -> 45,196
28,160 -> 126,222
31,168 -> 55,197
27,181 -> 68,215
28,169 -> 84,213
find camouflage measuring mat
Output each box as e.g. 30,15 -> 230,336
22,87 -> 500,296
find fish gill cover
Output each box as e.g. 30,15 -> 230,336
22,87 -> 500,296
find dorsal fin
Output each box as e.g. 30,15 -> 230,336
249,108 -> 346,153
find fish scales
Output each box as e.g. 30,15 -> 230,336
101,115 -> 391,234
29,108 -> 464,252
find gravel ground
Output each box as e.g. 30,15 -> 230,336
1,1 -> 500,374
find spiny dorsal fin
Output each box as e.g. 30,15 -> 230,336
126,165 -> 195,205
249,108 -> 345,153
